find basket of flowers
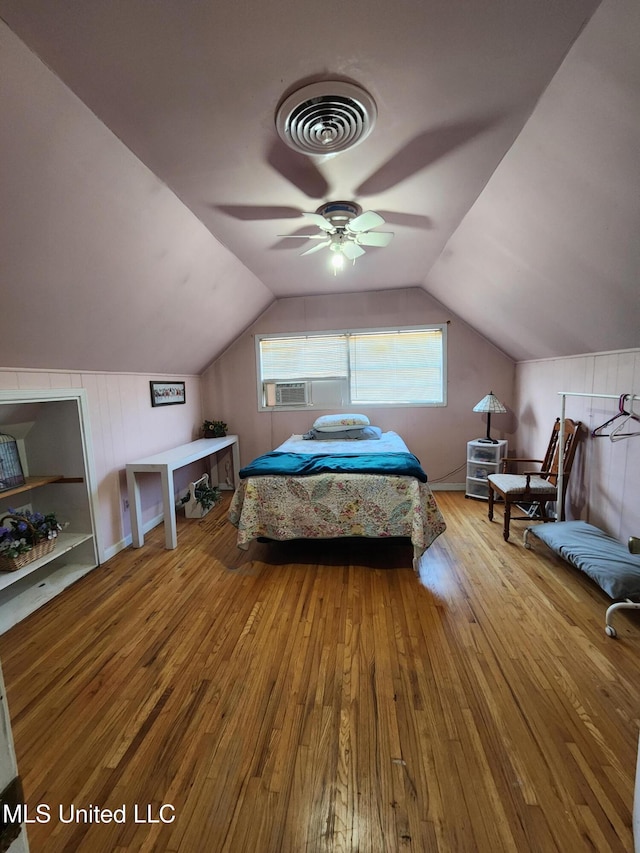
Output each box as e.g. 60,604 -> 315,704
0,509 -> 63,572
181,474 -> 221,519
202,419 -> 228,438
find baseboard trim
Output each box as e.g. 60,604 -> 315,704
102,511 -> 164,562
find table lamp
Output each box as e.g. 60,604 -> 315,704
473,392 -> 506,443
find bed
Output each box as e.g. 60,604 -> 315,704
228,430 -> 446,569
524,521 -> 640,636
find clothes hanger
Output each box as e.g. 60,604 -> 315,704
609,394 -> 640,441
591,393 -> 634,437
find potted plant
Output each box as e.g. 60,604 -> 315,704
0,508 -> 63,572
181,474 -> 221,518
202,419 -> 228,438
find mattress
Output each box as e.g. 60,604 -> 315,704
277,430 -> 412,454
228,431 -> 446,561
528,521 -> 640,600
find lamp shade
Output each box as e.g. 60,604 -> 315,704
473,392 -> 507,415
473,391 -> 506,443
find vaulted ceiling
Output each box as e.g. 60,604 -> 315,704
1,0 -> 638,375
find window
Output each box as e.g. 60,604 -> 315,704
259,333 -> 348,380
256,325 -> 446,410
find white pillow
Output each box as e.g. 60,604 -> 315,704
313,413 -> 370,432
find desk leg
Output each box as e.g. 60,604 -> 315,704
209,454 -> 220,488
231,439 -> 240,489
161,468 -> 178,549
127,469 -> 144,548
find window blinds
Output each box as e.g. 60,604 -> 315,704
349,329 -> 443,404
258,326 -> 444,405
260,334 -> 348,380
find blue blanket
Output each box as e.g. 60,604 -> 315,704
239,451 -> 428,482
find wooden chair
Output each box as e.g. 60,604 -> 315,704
487,418 -> 583,541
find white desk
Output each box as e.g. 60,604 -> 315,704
126,436 -> 240,550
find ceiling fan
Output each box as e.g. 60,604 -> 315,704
216,81 -> 497,245
279,201 -> 394,270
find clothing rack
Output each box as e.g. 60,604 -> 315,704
557,392 -> 640,511
554,391 -> 640,636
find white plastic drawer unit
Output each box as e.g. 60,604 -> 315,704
465,439 -> 507,501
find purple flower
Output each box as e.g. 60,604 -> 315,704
0,509 -> 62,548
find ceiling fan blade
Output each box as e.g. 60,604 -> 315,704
277,234 -> 328,239
341,242 -> 366,260
355,231 -> 394,247
303,212 -> 335,232
375,210 -> 433,230
355,116 -> 500,195
301,240 -> 332,256
215,204 -> 303,221
267,140 -> 329,199
347,210 -> 385,232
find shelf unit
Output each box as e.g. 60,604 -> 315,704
465,439 -> 507,501
0,389 -> 99,635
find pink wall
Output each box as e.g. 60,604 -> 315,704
0,369 -> 204,561
6,325 -> 635,568
0,21 -> 273,377
515,348 -> 640,540
201,288 -> 516,486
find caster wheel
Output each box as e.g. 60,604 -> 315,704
605,625 -> 617,638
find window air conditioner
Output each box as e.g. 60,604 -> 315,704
272,381 -> 309,407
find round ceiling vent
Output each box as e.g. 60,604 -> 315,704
275,81 -> 377,156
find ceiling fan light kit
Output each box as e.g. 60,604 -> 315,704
275,81 -> 377,156
279,200 -> 394,272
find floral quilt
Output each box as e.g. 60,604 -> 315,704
228,471 -> 446,561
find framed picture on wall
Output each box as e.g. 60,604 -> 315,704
150,381 -> 186,407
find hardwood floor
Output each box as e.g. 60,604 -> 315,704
0,491 -> 637,852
